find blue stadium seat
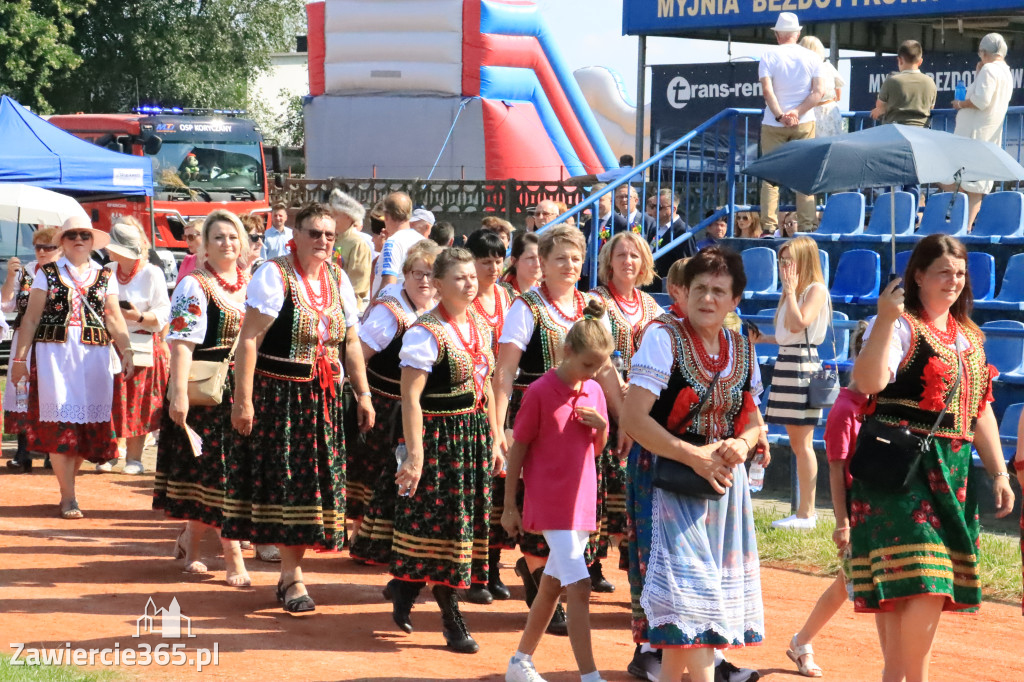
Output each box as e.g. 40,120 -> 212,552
811,192 -> 865,241
960,191 -> 1024,244
999,403 -> 1023,450
819,250 -> 830,287
845,191 -> 916,242
969,252 -> 996,302
753,307 -> 779,366
820,311 -> 851,370
830,249 -> 880,303
981,320 -> 1024,377
741,247 -> 779,300
974,253 -> 1024,311
896,192 -> 968,243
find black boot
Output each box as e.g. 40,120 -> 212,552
465,583 -> 493,605
387,578 -> 422,634
531,568 -> 568,637
589,559 -> 615,592
5,435 -> 31,473
432,585 -> 479,654
487,548 -> 511,600
514,557 -> 538,607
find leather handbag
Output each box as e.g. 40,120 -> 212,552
804,302 -> 840,409
186,335 -> 239,407
849,341 -> 961,493
652,370 -> 725,500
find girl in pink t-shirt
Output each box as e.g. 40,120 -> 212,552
502,299 -> 613,682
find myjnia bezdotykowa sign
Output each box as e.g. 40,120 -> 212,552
623,0 -> 1024,35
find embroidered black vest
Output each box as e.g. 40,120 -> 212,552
11,264 -> 35,330
416,310 -> 494,415
255,258 -> 349,381
647,315 -> 753,443
872,313 -> 988,441
366,293 -> 416,399
591,285 -> 660,369
188,270 -> 244,363
35,263 -> 112,345
513,290 -> 582,391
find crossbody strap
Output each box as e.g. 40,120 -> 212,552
680,369 -> 722,430
925,336 -> 963,441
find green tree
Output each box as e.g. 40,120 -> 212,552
0,0 -> 93,112
49,0 -> 305,113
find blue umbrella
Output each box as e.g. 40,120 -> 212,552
741,123 -> 1024,275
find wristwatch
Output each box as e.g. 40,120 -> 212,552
775,113 -> 783,122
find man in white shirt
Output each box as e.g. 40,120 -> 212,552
263,202 -> 294,259
758,12 -> 824,234
615,185 -> 656,242
371,192 -> 427,298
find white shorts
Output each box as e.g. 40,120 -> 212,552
541,530 -> 591,586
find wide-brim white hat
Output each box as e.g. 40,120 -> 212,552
57,217 -> 110,250
105,221 -> 145,260
772,12 -> 801,32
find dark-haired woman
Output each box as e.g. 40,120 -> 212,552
500,231 -> 542,298
850,234 -> 1013,682
228,202 -> 375,613
467,228 -> 516,603
388,247 -> 504,654
623,246 -> 763,682
589,231 -> 663,591
349,240 -> 439,565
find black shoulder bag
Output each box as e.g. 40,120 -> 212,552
849,339 -> 962,493
651,370 -> 725,500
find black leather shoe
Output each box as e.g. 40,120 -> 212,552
5,457 -> 31,473
589,560 -> 615,593
433,585 -> 479,654
464,584 -> 493,605
487,548 -> 511,600
545,602 -> 568,636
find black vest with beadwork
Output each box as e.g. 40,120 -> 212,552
187,270 -> 244,363
647,315 -> 753,443
872,313 -> 988,441
35,263 -> 112,345
416,310 -> 494,415
255,258 -> 349,381
591,285 -> 660,370
11,265 -> 35,330
513,290 -> 582,391
366,294 -> 415,399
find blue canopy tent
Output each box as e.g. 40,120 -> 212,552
0,95 -> 153,196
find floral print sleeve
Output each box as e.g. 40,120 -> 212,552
167,276 -> 208,344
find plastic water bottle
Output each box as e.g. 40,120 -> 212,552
748,450 -> 766,493
394,438 -> 408,468
610,350 -> 626,381
954,81 -> 967,102
15,379 -> 28,412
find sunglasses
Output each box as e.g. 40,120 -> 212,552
184,233 -> 200,241
62,231 -> 93,242
303,228 -> 336,242
249,233 -> 264,243
34,244 -> 59,252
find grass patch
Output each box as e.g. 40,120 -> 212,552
754,506 -> 1023,605
0,654 -> 121,682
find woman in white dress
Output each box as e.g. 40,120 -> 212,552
800,36 -> 845,139
2,227 -> 60,472
102,219 -> 171,475
11,216 -> 136,519
947,33 -> 1015,229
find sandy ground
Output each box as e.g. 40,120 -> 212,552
1,451 -> 1021,682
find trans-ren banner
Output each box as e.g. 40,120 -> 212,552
624,0 -> 1024,35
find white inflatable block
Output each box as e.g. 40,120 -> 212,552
324,0 -> 462,33
324,33 -> 463,66
324,63 -> 464,96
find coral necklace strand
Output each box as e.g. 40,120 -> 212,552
116,259 -> 141,285
473,285 -> 505,330
204,264 -> 246,293
541,282 -> 584,322
292,259 -> 331,310
439,302 -> 487,407
684,318 -> 729,374
609,281 -> 640,316
923,311 -> 959,346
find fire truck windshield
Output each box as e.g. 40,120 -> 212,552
150,141 -> 264,200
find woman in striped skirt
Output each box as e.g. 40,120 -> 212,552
763,236 -> 829,530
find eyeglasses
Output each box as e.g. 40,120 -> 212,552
736,216 -> 750,222
34,244 -> 59,252
249,233 -> 264,243
62,231 -> 93,242
184,233 -> 200,242
407,270 -> 432,282
303,228 -> 335,242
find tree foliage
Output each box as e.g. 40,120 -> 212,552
49,0 -> 305,113
0,0 -> 93,112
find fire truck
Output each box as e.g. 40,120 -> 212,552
48,107 -> 271,258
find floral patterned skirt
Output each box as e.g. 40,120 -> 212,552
153,372 -> 237,527
25,360 -> 116,463
112,336 -> 169,439
389,408 -> 492,589
220,371 -> 347,550
348,391 -> 403,564
627,444 -> 764,649
849,437 -> 981,613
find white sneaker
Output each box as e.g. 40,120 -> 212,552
506,657 -> 547,682
96,458 -> 120,473
122,460 -> 145,475
771,514 -> 817,530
